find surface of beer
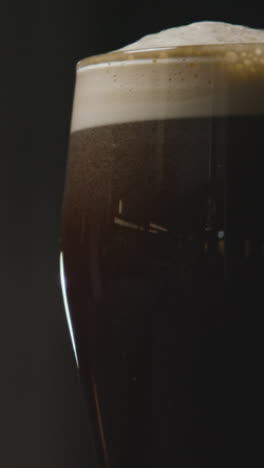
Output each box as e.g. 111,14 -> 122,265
63,115 -> 264,468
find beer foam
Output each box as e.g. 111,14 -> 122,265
71,22 -> 264,132
121,22 -> 264,49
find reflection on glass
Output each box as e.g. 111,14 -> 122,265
59,252 -> 79,368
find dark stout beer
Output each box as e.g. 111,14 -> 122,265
61,23 -> 264,468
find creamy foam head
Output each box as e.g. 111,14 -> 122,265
71,22 -> 264,132
121,22 -> 264,49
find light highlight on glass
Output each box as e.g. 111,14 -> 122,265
60,251 -> 79,368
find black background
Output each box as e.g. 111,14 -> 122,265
5,2 -> 263,467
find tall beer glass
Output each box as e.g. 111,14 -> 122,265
60,43 -> 264,467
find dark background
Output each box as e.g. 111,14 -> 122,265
5,2 -> 263,467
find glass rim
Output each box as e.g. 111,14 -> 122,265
77,43 -> 264,70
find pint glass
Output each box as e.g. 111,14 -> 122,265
61,44 -> 264,467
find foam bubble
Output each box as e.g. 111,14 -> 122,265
71,22 -> 264,132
